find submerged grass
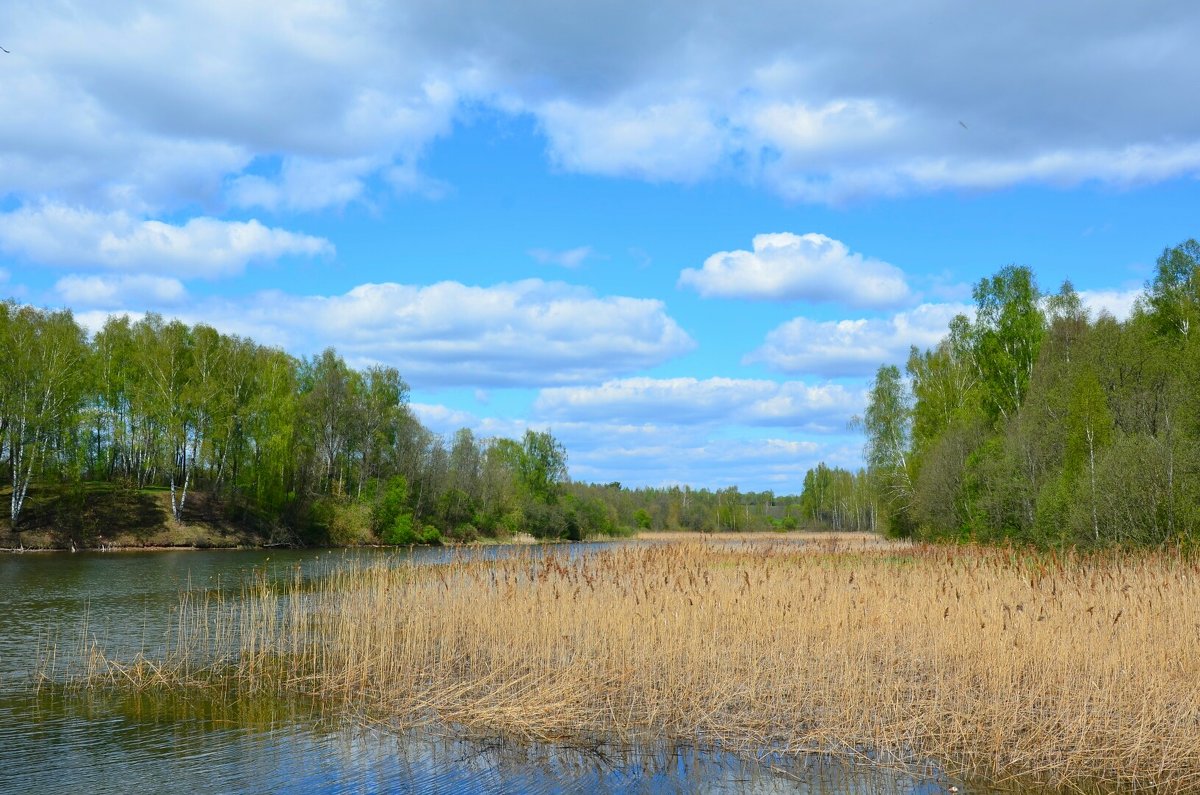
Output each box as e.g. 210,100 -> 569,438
60,539 -> 1200,792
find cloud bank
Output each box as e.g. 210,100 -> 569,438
3,1 -> 1199,214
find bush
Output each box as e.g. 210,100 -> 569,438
449,523 -> 478,543
373,476 -> 410,535
382,512 -> 417,545
383,512 -> 443,546
523,501 -> 567,539
327,500 -> 373,546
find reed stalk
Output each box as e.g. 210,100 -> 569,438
66,539 -> 1200,792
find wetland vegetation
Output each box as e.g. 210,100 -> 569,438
60,536 -> 1200,793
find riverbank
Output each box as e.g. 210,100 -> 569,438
0,484 -> 868,551
71,538 -> 1200,792
0,483 -> 274,551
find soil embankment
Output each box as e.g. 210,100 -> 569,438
0,483 -> 271,550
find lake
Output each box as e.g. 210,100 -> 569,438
0,546 -> 967,794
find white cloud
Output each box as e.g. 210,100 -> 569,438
1079,287 -> 1143,320
55,274 -> 186,308
748,302 -> 973,377
227,157 -> 377,212
0,204 -> 333,277
535,377 -> 863,432
536,99 -> 727,183
4,3 -> 1200,210
68,279 -> 694,388
528,246 -> 596,268
679,233 -> 911,308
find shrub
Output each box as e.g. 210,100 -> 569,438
382,512 -> 417,545
327,500 -> 373,546
449,523 -> 479,543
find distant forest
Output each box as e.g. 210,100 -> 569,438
806,239 -> 1200,547
0,304 -> 805,545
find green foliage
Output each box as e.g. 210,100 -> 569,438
806,243 -> 1200,549
858,364 -> 914,534
799,463 -> 876,531
373,476 -> 410,534
970,265 -> 1045,422
382,511 -> 417,544
326,500 -> 373,546
382,513 -> 441,545
517,429 -> 568,504
1146,239 -> 1200,339
1,295 -> 816,546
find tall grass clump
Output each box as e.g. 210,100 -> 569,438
67,539 -> 1200,792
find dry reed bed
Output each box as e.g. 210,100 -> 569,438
69,541 -> 1200,792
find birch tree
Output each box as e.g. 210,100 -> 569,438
4,307 -> 89,528
133,315 -> 194,522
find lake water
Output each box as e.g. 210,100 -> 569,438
0,546 -> 967,794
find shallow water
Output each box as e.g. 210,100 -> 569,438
0,546 -> 969,794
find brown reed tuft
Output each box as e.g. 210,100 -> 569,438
64,539 -> 1200,792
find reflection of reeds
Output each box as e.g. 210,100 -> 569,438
64,541 -> 1200,792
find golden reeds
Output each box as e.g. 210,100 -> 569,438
66,540 -> 1200,792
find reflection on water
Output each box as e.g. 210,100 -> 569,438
0,547 -> 967,794
0,688 -> 959,795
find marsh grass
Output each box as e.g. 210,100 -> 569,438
61,539 -> 1200,792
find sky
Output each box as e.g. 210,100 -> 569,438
2,1 -> 1198,492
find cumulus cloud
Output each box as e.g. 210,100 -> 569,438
0,204 -> 333,277
55,274 -> 186,308
535,377 -> 863,432
679,233 -> 911,308
65,279 -> 694,388
528,246 -> 596,268
748,302 -> 973,377
4,2 -> 1197,212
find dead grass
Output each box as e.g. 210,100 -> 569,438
64,539 -> 1200,792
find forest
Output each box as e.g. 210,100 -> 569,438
806,238 -> 1200,547
0,306 -> 802,545
7,239 -> 1194,549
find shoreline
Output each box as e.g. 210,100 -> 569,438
0,529 -> 887,554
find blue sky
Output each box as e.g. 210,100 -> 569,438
2,1 -> 1198,491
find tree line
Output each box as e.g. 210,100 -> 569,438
0,306 -> 811,544
810,238 -> 1200,547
